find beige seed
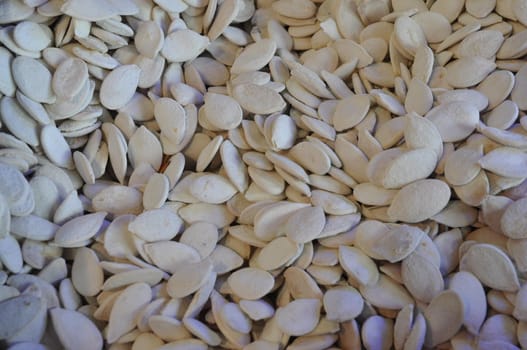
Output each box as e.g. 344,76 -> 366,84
460,243 -> 520,292
500,197 -> 527,239
332,94 -> 370,132
271,0 -> 316,19
361,315 -> 394,350
52,57 -> 89,100
145,241 -> 201,274
423,291 -> 464,347
154,97 -> 186,145
106,283 -> 152,343
161,29 -> 210,63
388,179 -> 451,223
275,299 -> 321,336
71,248 -> 103,297
359,274 -> 413,310
323,286 -> 363,322
448,271 -> 487,334
207,0 -> 240,41
401,253 -> 444,303
257,236 -> 300,270
167,259 -> 214,298
338,245 -> 379,286
284,206 -> 326,243
393,304 -> 414,350
445,57 -> 496,88
404,112 -> 443,158
376,148 -> 438,189
228,267 -> 274,300
425,101 -> 479,142
393,16 -> 426,57
444,144 -> 484,186
202,93 -> 243,130
412,12 -> 451,44
129,208 -> 183,242
233,83 -> 286,115
134,21 -> 164,58
231,39 -> 277,75
371,225 -> 424,263
100,65 -> 141,110
289,141 -> 331,175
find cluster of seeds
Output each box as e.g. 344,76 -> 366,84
2,0 -> 527,349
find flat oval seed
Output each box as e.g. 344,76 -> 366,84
50,308 -> 103,350
379,148 -> 438,189
425,102 -> 479,142
220,140 -> 249,192
13,21 -> 52,52
220,302 -> 252,334
0,47 -> 15,97
448,271 -> 487,335
394,16 -> 427,57
128,208 -> 183,242
52,58 -> 89,100
332,94 -> 370,132
371,225 -> 424,263
323,286 -> 363,322
233,83 -> 286,115
107,283 -> 152,343
54,212 -> 107,247
128,126 -> 163,171
0,96 -> 40,146
361,315 -> 393,350
231,39 -> 277,75
167,259 -> 214,298
500,197 -> 527,239
284,206 -> 326,243
179,222 -> 218,258
424,291 -> 464,347
289,141 -> 331,175
405,78 -> 433,115
460,243 -> 520,292
437,89 -> 489,112
189,173 -> 237,204
100,64 -> 141,110
444,144 -> 483,186
275,299 -> 321,336
455,30 -> 504,59
71,247 -> 103,297
92,185 -> 143,216
145,241 -> 201,274
203,93 -> 243,130
271,0 -> 317,19
257,236 -> 300,270
161,29 -> 210,63
41,124 -> 74,169
338,245 -> 379,286
412,12 -> 451,44
154,97 -> 186,145
134,21 -> 164,58
404,112 -> 443,158
227,267 -> 274,300
478,147 -> 527,178
445,57 -> 496,88
0,295 -> 45,341
143,173 -> 170,210
401,253 -> 444,303
359,274 -> 414,310
12,56 -> 55,104
388,179 -> 451,223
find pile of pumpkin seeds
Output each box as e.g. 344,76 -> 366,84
2,0 -> 527,348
